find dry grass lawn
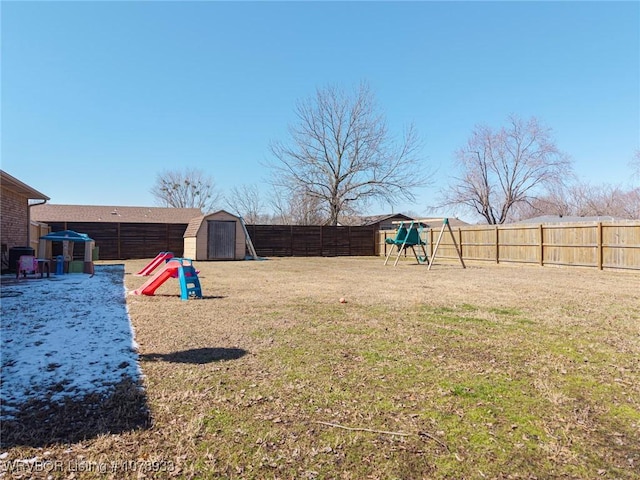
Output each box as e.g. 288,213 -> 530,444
2,256 -> 639,479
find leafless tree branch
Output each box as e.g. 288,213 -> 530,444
268,82 -> 431,225
440,115 -> 573,224
150,168 -> 222,213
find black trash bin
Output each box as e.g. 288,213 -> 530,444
8,247 -> 35,274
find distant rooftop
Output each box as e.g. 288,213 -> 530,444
514,215 -> 619,224
31,204 -> 202,224
359,213 -> 415,226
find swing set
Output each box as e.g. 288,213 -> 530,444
384,218 -> 465,269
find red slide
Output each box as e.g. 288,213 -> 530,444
135,252 -> 174,276
133,262 -> 179,296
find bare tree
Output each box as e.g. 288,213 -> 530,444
510,182 -> 573,221
151,168 -> 222,213
620,188 -> 640,218
226,184 -> 265,224
269,189 -> 327,225
441,115 -> 573,224
572,183 -> 640,219
511,180 -> 640,221
632,150 -> 640,181
269,82 -> 430,226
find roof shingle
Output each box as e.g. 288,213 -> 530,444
31,204 -> 202,224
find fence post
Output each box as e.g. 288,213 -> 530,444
597,222 -> 603,270
495,226 -> 499,264
458,228 -> 463,260
290,225 -> 294,256
117,222 -> 121,259
539,224 -> 544,266
429,228 -> 434,258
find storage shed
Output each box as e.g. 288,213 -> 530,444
183,210 -> 247,261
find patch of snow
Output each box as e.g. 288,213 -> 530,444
1,265 -> 141,420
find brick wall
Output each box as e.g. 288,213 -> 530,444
1,188 -> 29,249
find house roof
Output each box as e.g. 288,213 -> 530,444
359,213 -> 415,226
31,204 -> 202,224
1,170 -> 49,201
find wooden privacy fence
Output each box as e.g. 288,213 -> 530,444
29,221 -> 50,255
40,223 -> 377,259
246,225 -> 377,257
379,222 -> 640,271
43,222 -> 188,260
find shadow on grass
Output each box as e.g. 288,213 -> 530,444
0,377 -> 151,449
141,347 -> 248,364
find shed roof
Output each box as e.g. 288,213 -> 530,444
1,170 -> 49,201
31,204 -> 202,224
184,216 -> 206,238
183,210 -> 240,238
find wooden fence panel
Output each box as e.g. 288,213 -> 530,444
430,228 -> 458,260
119,224 -> 182,259
247,225 -> 292,257
602,223 -> 640,270
542,224 -> 598,267
497,225 -> 540,264
43,221 -> 188,260
459,226 -> 496,262
321,226 -> 349,256
30,221 -> 50,255
45,222 -> 119,259
248,225 -> 376,257
292,226 -> 322,256
348,226 -> 376,256
41,223 -> 375,260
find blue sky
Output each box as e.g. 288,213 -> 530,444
2,1 -> 638,220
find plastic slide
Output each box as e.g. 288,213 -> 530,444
133,262 -> 179,296
135,252 -> 174,276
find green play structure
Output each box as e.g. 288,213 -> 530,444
383,221 -> 429,266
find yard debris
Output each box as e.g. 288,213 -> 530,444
313,421 -> 449,452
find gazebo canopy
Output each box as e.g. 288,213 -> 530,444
40,230 -> 94,242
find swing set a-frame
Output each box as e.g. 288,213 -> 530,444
384,218 -> 465,269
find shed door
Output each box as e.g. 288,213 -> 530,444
207,220 -> 236,260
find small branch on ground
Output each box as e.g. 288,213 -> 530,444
313,421 -> 450,452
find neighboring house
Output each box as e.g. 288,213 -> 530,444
359,213 -> 418,231
360,214 -> 469,231
1,170 -> 50,272
31,204 -> 202,260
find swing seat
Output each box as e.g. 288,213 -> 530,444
384,222 -> 429,266
385,225 -> 408,245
